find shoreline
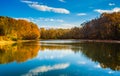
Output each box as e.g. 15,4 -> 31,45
40,39 -> 120,44
79,39 -> 120,43
0,40 -> 38,45
40,39 -> 120,43
0,39 -> 120,45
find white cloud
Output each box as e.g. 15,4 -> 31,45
59,0 -> 66,3
94,7 -> 120,14
14,17 -> 78,29
39,23 -> 78,29
22,63 -> 70,76
14,17 -> 64,23
38,18 -> 64,22
77,13 -> 87,16
21,0 -> 38,4
109,3 -> 115,6
21,0 -> 70,14
59,23 -> 78,28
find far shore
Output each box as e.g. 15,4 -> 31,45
79,39 -> 120,43
40,39 -> 120,43
0,39 -> 120,45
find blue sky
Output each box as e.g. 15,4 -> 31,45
0,0 -> 120,28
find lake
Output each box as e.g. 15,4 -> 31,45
0,40 -> 120,76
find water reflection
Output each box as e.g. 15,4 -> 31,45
40,44 -> 70,50
0,41 -> 40,64
71,43 -> 120,71
23,63 -> 70,76
40,42 -> 120,71
0,41 -> 120,73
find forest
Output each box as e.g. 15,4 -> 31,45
40,12 -> 120,40
0,12 -> 120,41
0,16 -> 40,41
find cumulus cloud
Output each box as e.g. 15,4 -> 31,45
77,13 -> 87,16
59,0 -> 66,3
108,3 -> 115,6
22,63 -> 70,76
21,0 -> 70,14
94,7 -> 120,14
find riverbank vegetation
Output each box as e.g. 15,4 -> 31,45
0,16 -> 40,41
40,12 -> 120,40
0,12 -> 120,41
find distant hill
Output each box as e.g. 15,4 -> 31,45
0,16 -> 40,41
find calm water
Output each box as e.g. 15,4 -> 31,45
0,40 -> 120,76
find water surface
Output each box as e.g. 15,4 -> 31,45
0,40 -> 120,76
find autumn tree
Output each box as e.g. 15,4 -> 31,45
0,16 -> 40,40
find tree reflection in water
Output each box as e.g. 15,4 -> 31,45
0,41 -> 40,64
40,42 -> 120,71
0,41 -> 120,71
71,43 -> 120,71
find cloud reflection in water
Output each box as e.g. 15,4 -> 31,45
22,63 -> 70,76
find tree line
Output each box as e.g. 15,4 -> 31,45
0,12 -> 120,41
0,16 -> 40,41
40,12 -> 120,40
